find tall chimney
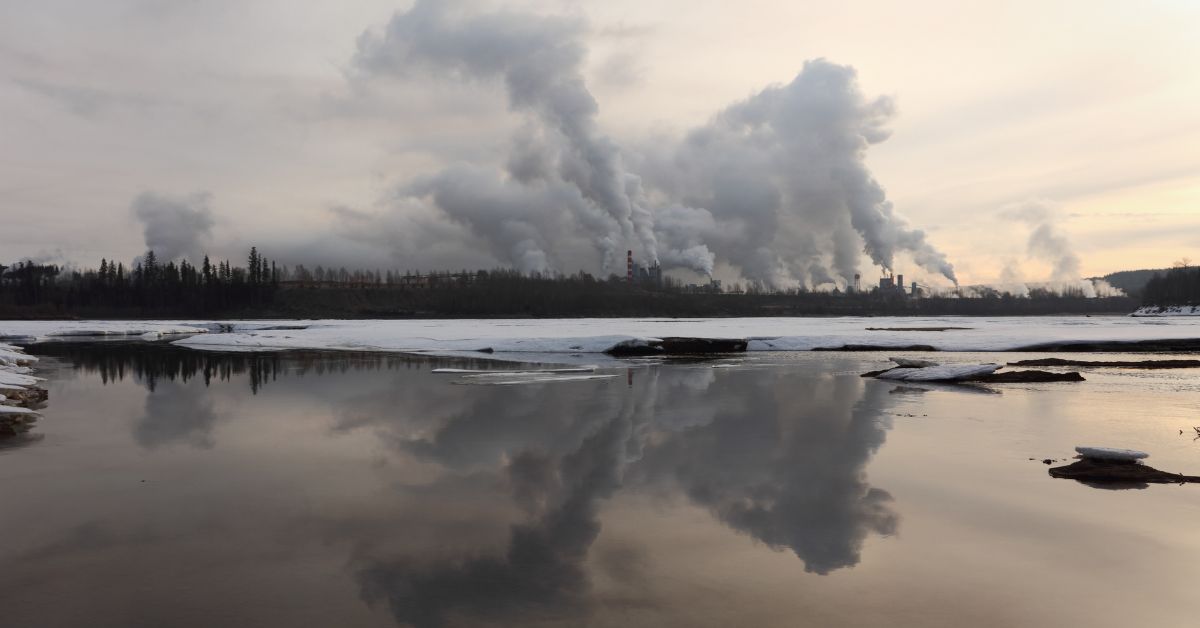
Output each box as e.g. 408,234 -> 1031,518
627,250 -> 633,283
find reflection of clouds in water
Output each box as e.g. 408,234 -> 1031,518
635,370 -> 898,574
19,520 -> 161,561
133,380 -> 221,449
124,355 -> 898,578
357,412 -> 633,628
350,362 -> 899,628
345,364 -> 898,580
34,349 -> 905,625
339,374 -> 629,471
0,432 -> 45,451
642,366 -> 720,432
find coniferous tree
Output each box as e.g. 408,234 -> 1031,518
143,251 -> 158,285
248,247 -> 260,285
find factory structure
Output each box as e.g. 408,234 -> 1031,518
626,250 -> 663,286
831,270 -> 928,297
876,271 -> 926,297
623,250 -> 927,297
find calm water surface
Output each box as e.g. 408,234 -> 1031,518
3,345 -> 1200,627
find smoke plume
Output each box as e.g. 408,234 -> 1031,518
1000,199 -> 1081,282
131,191 -> 215,263
941,201 -> 1124,298
356,0 -> 658,272
641,59 -> 957,287
352,3 -> 956,287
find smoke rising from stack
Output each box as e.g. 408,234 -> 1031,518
356,0 -> 658,272
131,191 -> 215,263
641,60 -> 958,287
948,200 -> 1124,298
1001,200 -> 1082,282
352,2 -> 956,287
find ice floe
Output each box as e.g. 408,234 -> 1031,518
1074,446 -> 1149,462
890,357 -> 939,368
875,363 -> 1002,382
0,369 -> 41,388
0,321 -> 210,343
432,367 -> 597,374
451,374 -> 618,385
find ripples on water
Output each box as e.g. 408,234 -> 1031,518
3,344 -> 1200,627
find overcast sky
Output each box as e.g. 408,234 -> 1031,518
2,0 -> 1198,287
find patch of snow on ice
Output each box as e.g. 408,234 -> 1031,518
451,374 -> 618,385
876,363 -> 1001,382
890,357 -> 939,368
1075,446 -> 1149,461
432,367 -> 597,374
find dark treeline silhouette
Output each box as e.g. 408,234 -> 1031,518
1142,266 -> 1200,307
2,248 -> 1137,318
0,247 -> 279,317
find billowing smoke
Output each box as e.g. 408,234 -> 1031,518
641,59 -> 957,288
352,3 -> 956,286
946,215 -> 1124,298
653,205 -> 718,277
951,279 -> 1122,299
1001,199 -> 1080,282
978,199 -> 1123,298
356,0 -> 658,272
131,191 -> 215,263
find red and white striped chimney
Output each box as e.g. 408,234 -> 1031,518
627,250 -> 633,282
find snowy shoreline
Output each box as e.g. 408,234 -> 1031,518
2,316 -> 1200,360
1131,305 -> 1200,317
1,342 -> 46,435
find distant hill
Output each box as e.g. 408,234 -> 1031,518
1093,268 -> 1172,297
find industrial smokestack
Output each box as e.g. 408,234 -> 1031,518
627,250 -> 633,283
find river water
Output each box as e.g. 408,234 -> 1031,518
3,344 -> 1200,627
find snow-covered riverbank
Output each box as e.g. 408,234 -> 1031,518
1132,305 -> 1200,317
0,343 -> 46,435
3,316 -> 1200,359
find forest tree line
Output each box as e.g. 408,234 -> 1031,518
1,248 -> 280,315
1141,266 -> 1200,306
1,248 -> 1139,318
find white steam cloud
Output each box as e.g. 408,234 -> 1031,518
1001,199 -> 1081,282
641,60 -> 957,287
351,1 -> 956,287
950,200 -> 1124,298
131,191 -> 215,263
356,0 -> 657,272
